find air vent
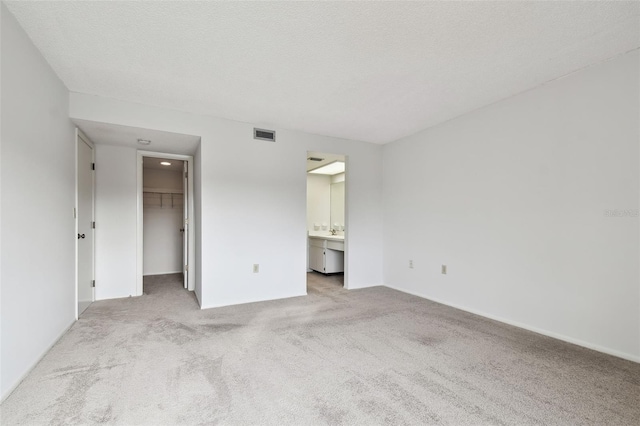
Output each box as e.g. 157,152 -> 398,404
307,157 -> 324,162
254,128 -> 276,142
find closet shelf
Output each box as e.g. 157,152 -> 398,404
143,190 -> 184,209
143,187 -> 183,194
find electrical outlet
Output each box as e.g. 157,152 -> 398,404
253,264 -> 259,273
409,260 -> 414,269
441,265 -> 447,275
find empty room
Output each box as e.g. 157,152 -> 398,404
1,1 -> 638,425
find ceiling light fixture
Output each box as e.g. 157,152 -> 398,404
160,161 -> 171,166
137,139 -> 151,145
308,161 -> 345,175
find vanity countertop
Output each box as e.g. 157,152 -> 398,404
308,234 -> 344,242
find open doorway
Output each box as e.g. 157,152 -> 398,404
306,151 -> 347,295
142,157 -> 185,294
137,151 -> 195,297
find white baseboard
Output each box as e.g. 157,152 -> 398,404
200,291 -> 307,310
346,282 -> 383,290
384,284 -> 640,364
1,319 -> 76,403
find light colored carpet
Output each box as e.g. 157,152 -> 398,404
1,272 -> 639,425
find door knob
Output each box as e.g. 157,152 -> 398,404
78,233 -> 85,239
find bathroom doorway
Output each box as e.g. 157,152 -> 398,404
306,151 -> 347,293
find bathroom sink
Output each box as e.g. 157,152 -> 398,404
308,234 -> 344,241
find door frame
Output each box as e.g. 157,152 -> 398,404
305,151 -> 349,289
75,129 -> 95,320
136,150 -> 195,295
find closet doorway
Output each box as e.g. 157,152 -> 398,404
136,151 -> 195,295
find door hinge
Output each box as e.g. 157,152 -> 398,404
185,172 -> 188,179
92,163 -> 95,170
185,264 -> 188,272
92,221 -> 95,229
92,280 -> 95,288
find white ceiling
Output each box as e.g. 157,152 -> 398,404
7,1 -> 639,144
74,119 -> 201,155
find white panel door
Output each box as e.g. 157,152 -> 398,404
77,132 -> 95,315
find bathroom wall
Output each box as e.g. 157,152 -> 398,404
331,172 -> 345,184
307,174 -> 331,232
330,180 -> 345,233
307,172 -> 347,233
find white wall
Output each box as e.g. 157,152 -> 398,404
143,168 -> 183,275
69,93 -> 384,306
383,50 -> 640,361
307,174 -> 331,232
331,184 -> 345,232
144,168 -> 183,191
94,145 -> 138,299
331,172 -> 345,184
193,143 -> 202,305
1,4 -> 76,399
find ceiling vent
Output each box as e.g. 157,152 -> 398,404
307,156 -> 324,162
254,128 -> 276,142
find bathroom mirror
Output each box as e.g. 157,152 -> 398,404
330,181 -> 345,231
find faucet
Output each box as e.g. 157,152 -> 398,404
330,228 -> 337,235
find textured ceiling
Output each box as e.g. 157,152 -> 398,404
6,1 -> 640,144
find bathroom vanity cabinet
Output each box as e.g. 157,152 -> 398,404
309,236 -> 344,274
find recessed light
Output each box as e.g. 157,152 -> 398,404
137,139 -> 151,145
309,161 -> 345,175
160,161 -> 171,166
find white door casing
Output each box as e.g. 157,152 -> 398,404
183,161 -> 189,289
